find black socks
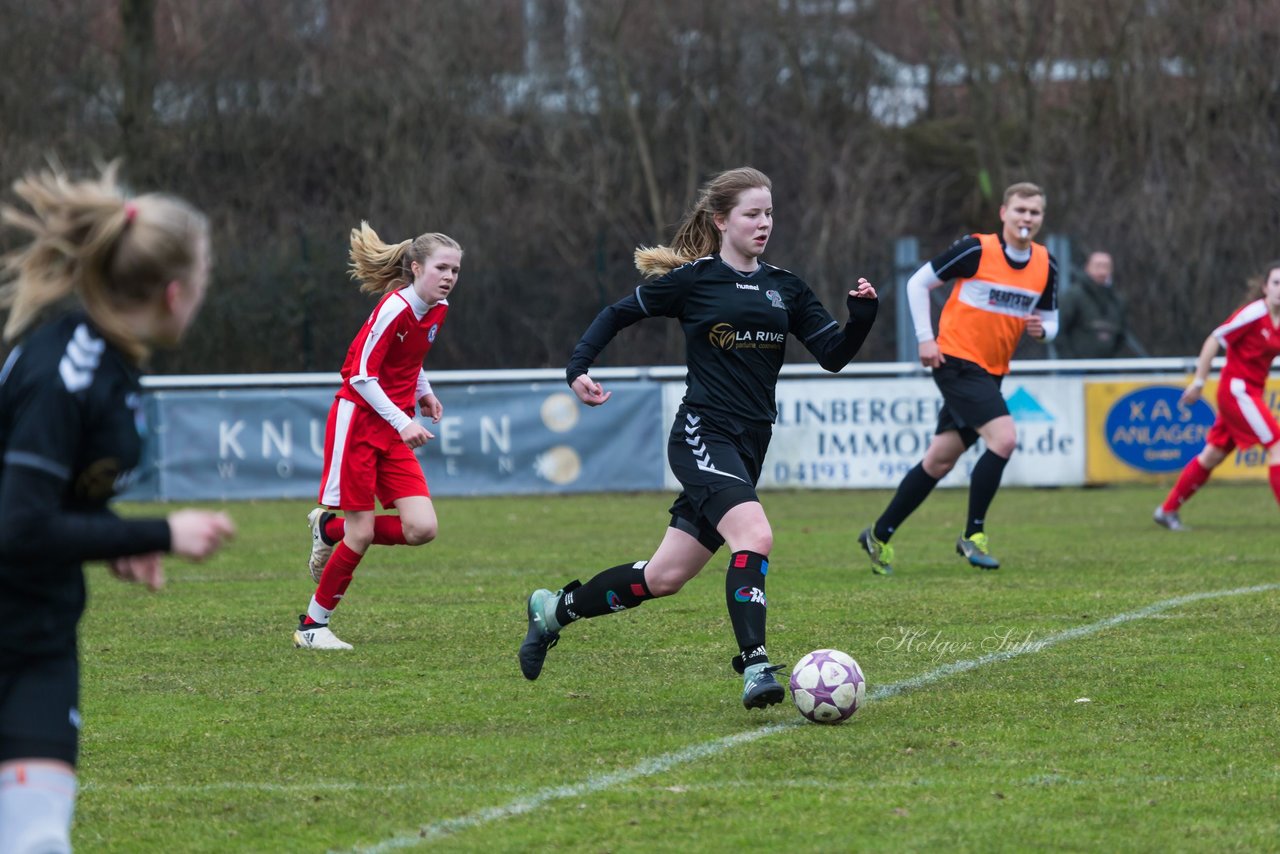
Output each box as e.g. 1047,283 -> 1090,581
555,561 -> 652,625
725,550 -> 770,667
874,462 -> 940,542
552,550 -> 775,671
965,450 -> 1009,537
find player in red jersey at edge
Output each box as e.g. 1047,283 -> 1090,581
293,223 -> 461,649
1154,260 -> 1280,530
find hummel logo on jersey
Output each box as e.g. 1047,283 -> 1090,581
736,282 -> 759,291
59,323 -> 106,392
683,412 -> 746,482
684,413 -> 720,472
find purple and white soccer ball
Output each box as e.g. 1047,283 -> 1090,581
790,649 -> 865,724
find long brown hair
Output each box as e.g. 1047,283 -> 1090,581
1,161 -> 208,362
634,167 -> 772,279
348,221 -> 462,296
1241,259 -> 1280,306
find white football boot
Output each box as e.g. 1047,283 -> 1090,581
293,620 -> 353,650
307,507 -> 335,583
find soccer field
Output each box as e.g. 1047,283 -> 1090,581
79,485 -> 1279,852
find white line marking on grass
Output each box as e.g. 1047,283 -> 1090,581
337,582 -> 1279,853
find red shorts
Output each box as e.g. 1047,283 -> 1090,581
318,398 -> 429,511
1205,378 -> 1280,452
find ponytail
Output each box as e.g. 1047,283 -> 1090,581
1,162 -> 207,362
633,167 -> 771,279
348,221 -> 462,296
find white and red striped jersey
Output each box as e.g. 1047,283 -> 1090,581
1214,299 -> 1280,392
336,288 -> 448,414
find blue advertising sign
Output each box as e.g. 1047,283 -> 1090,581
130,381 -> 665,500
1102,385 -> 1215,472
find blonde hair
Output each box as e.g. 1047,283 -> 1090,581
1,161 -> 208,362
634,167 -> 772,279
1003,181 -> 1046,207
348,222 -> 462,296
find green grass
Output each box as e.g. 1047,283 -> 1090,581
76,485 -> 1280,852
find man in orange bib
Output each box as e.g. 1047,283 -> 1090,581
858,182 -> 1059,574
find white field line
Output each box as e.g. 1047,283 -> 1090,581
338,582 -> 1280,854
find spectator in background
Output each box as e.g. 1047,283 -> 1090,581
1057,251 -> 1128,359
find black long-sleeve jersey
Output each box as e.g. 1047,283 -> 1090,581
0,312 -> 171,663
567,254 -> 878,426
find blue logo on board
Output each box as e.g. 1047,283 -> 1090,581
1104,386 -> 1214,472
1006,387 -> 1053,422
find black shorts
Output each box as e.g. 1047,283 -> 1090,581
0,652 -> 79,766
665,406 -> 770,553
932,356 -> 1008,449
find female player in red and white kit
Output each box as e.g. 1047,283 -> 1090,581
293,223 -> 461,649
1155,260 -> 1280,530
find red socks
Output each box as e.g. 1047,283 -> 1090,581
322,515 -> 407,546
373,516 -> 407,545
314,541 -> 362,611
1162,457 -> 1211,512
1163,457 -> 1280,511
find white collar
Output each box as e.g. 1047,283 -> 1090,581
400,285 -> 432,315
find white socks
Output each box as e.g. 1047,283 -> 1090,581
0,761 -> 77,854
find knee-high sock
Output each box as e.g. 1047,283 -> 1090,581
309,541 -> 362,621
1269,463 -> 1280,506
966,449 -> 1010,537
725,550 -> 770,666
323,515 -> 407,546
874,462 -> 940,542
0,763 -> 77,854
555,561 -> 652,626
1162,457 -> 1212,512
373,516 -> 407,545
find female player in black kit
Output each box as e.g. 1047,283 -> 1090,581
519,167 -> 879,709
0,164 -> 235,853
